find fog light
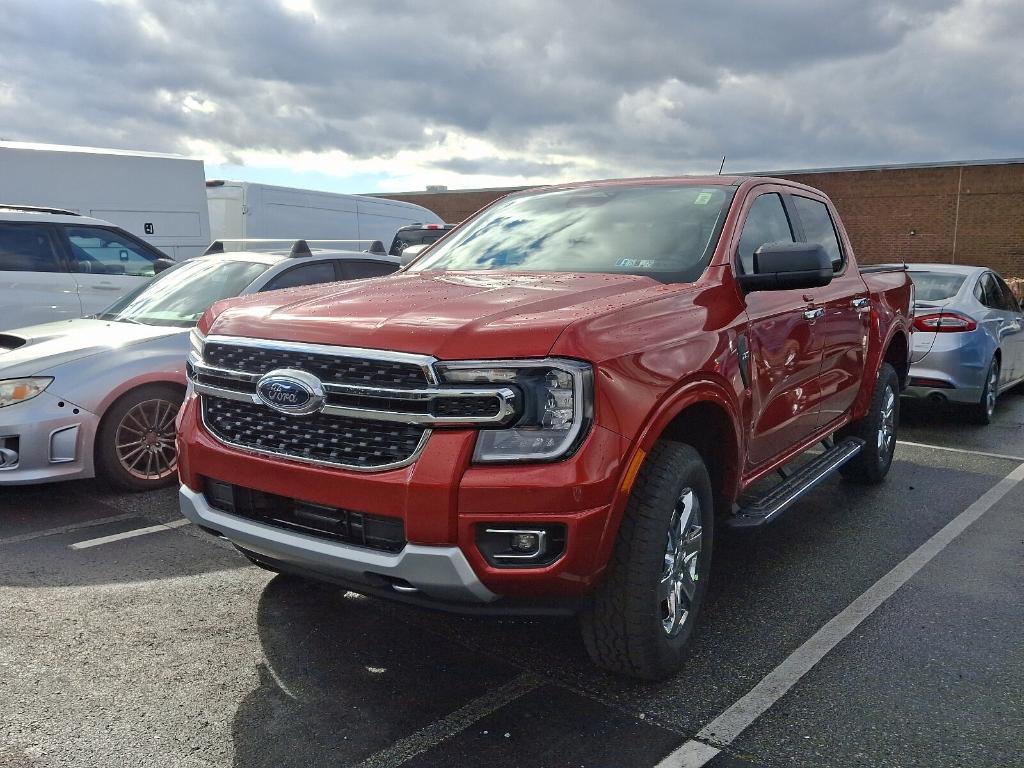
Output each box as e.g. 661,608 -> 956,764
476,524 -> 567,568
510,532 -> 540,553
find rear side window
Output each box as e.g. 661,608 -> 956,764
909,272 -> 966,302
0,223 -> 62,272
993,274 -> 1021,312
341,260 -> 399,280
65,226 -> 158,277
979,273 -> 1004,310
792,196 -> 844,271
263,261 -> 338,291
737,193 -> 794,275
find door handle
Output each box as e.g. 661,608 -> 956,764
803,308 -> 825,321
851,297 -> 870,311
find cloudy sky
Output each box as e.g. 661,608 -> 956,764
1,0 -> 1021,193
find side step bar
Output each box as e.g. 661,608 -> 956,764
727,437 -> 865,530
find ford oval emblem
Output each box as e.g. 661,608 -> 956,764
256,369 -> 326,415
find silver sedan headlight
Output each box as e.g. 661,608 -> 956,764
0,377 -> 54,408
436,359 -> 593,462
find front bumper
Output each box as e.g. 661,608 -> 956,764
0,391 -> 99,485
176,393 -> 627,601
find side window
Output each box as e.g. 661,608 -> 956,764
980,273 -> 1003,309
973,278 -> 985,303
792,196 -> 844,271
0,223 -> 63,272
737,193 -> 794,275
993,274 -> 1021,312
65,226 -> 158,277
263,261 -> 338,291
341,260 -> 399,280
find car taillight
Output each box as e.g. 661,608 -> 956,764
912,311 -> 977,333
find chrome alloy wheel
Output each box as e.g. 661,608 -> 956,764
985,363 -> 999,419
661,488 -> 703,637
878,383 -> 897,461
115,398 -> 179,481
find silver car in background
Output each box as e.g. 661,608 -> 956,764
0,241 -> 399,489
905,264 -> 1024,423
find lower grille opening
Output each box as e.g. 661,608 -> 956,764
203,478 -> 406,553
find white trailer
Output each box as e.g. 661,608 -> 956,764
0,141 -> 210,259
206,181 -> 442,252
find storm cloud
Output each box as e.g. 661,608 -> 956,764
0,0 -> 1020,191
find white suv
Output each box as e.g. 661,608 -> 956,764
0,205 -> 173,331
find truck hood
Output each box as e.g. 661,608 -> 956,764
205,271 -> 665,359
0,319 -> 185,378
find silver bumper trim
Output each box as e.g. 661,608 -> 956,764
178,485 -> 497,603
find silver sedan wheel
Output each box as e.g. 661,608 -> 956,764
115,398 -> 178,481
661,488 -> 703,637
877,383 -> 897,461
984,362 -> 999,419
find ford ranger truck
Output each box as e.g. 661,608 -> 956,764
177,176 -> 913,679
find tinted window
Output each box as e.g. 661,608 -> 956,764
909,272 -> 966,302
264,261 -> 338,291
389,227 -> 452,256
66,226 -> 158,277
992,274 -> 1021,312
792,196 -> 843,270
341,260 -> 399,280
980,273 -> 1003,309
0,223 -> 62,272
410,185 -> 735,282
737,193 -> 794,275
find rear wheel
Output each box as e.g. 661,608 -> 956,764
972,357 -> 1000,425
96,384 -> 183,492
838,363 -> 899,484
580,441 -> 714,679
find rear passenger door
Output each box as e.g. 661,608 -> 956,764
737,190 -> 825,468
787,194 -> 870,430
259,260 -> 341,292
0,222 -> 81,329
983,273 -> 1024,385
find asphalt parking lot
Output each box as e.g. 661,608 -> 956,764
2,391 -> 1022,768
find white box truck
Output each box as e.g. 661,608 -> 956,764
206,181 -> 442,252
0,141 -> 210,259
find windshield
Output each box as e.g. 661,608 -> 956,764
97,258 -> 271,327
910,272 -> 967,302
409,184 -> 735,282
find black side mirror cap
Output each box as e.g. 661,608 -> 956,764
738,242 -> 833,292
152,258 -> 176,274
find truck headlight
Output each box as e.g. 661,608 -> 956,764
436,360 -> 593,462
0,377 -> 53,408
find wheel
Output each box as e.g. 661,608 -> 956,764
95,384 -> 183,492
972,357 -> 1000,425
838,362 -> 899,484
580,441 -> 714,679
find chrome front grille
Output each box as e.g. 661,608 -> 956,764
192,336 -> 519,471
204,341 -> 430,389
203,397 -> 426,469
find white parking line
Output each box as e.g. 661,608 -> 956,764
656,460 -> 1024,768
355,672 -> 544,768
898,440 -> 1024,463
69,518 -> 191,550
0,513 -> 140,546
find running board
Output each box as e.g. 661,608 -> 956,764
727,437 -> 865,529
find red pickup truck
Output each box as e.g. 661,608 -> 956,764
177,176 -> 913,679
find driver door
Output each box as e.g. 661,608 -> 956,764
737,190 -> 825,468
59,225 -> 161,314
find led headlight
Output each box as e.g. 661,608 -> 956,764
437,360 -> 593,462
0,377 -> 53,408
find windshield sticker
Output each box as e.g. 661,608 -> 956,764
694,191 -> 713,205
615,258 -> 640,268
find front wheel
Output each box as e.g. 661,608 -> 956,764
96,384 -> 183,492
580,441 -> 714,679
838,362 -> 899,484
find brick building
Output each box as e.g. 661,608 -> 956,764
374,159 -> 1024,278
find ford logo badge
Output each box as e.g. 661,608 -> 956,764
256,369 -> 326,415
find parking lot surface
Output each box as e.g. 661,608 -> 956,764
2,390 -> 1022,768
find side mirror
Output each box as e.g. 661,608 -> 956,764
400,243 -> 430,267
738,242 -> 833,292
153,258 -> 176,274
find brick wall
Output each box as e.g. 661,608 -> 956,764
376,161 -> 1024,278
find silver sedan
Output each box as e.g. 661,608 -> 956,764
904,264 -> 1024,423
0,245 -> 399,489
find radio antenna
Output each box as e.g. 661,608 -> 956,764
718,155 -> 727,175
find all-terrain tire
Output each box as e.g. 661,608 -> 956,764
580,441 -> 714,680
838,363 -> 899,484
